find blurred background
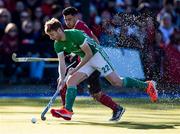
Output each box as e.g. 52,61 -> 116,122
0,0 -> 179,97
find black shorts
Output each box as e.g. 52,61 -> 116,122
87,70 -> 101,94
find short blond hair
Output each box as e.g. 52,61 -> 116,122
44,18 -> 63,34
5,23 -> 17,33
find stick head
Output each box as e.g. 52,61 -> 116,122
41,116 -> 46,121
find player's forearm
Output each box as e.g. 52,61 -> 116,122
58,63 -> 66,79
57,52 -> 66,80
75,53 -> 92,72
74,43 -> 93,72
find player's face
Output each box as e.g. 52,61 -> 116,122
64,15 -> 76,28
47,29 -> 63,40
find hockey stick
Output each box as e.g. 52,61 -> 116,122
41,61 -> 76,121
12,53 -> 58,62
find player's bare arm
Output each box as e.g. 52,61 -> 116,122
69,42 -> 93,75
57,52 -> 66,86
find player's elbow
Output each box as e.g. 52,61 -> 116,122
84,50 -> 93,61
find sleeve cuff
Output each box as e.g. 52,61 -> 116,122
80,38 -> 87,47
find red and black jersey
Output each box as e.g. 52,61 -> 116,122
74,20 -> 93,38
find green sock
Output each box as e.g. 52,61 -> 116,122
65,86 -> 77,111
122,77 -> 148,90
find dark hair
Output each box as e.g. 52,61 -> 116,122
62,7 -> 78,16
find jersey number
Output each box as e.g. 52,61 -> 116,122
102,65 -> 110,74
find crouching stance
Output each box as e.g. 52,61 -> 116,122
44,18 -> 158,121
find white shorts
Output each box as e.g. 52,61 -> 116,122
77,51 -> 114,77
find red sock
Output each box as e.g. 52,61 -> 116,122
60,85 -> 67,106
98,92 -> 118,111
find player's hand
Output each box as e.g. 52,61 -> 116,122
57,77 -> 65,90
57,80 -> 66,90
57,77 -> 63,84
57,77 -> 61,83
68,67 -> 76,75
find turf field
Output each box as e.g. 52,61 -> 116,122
0,97 -> 180,134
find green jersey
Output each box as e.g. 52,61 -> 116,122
54,29 -> 99,58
